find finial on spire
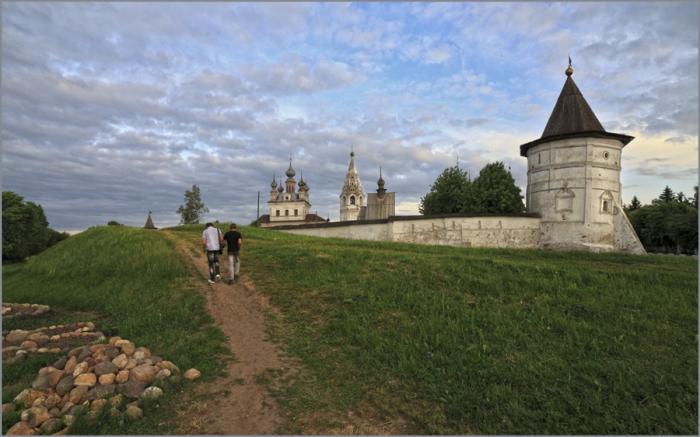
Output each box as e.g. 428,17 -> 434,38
565,55 -> 574,77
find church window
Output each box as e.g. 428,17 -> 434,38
603,151 -> 610,160
538,153 -> 541,164
294,209 -> 298,216
276,210 -> 280,217
285,210 -> 289,216
350,196 -> 355,205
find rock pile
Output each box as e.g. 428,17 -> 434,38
3,322 -> 105,365
3,336 -> 201,435
2,303 -> 51,319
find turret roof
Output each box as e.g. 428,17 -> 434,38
519,62 -> 633,156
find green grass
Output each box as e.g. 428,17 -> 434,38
171,224 -> 698,434
2,226 -> 229,434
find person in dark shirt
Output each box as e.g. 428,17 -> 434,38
223,223 -> 243,283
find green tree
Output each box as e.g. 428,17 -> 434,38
658,186 -> 675,203
693,186 -> 698,209
628,200 -> 698,254
107,220 -> 123,226
470,162 -> 525,213
177,184 -> 209,224
2,191 -> 66,262
419,166 -> 471,215
627,196 -> 642,211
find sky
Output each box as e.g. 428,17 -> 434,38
2,2 -> 698,232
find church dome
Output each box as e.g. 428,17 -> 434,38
277,183 -> 284,193
271,177 -> 277,189
286,160 -> 296,178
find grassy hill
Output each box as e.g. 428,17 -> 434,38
171,224 -> 697,434
2,226 -> 228,434
4,224 -> 697,434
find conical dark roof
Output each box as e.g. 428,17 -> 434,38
144,211 -> 157,229
541,76 -> 604,137
519,66 -> 633,156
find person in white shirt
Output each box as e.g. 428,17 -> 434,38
201,222 -> 223,284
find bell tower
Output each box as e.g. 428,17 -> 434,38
339,150 -> 365,221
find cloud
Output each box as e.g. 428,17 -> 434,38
1,2 -> 697,229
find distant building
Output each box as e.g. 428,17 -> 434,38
258,158 -> 326,228
360,168 -> 395,220
339,151 -> 365,221
144,211 -> 157,229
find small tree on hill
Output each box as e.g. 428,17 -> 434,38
658,186 -> 675,203
626,196 -> 642,211
177,184 -> 209,225
470,162 -> 525,213
419,166 -> 471,215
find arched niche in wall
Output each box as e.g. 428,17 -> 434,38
600,191 -> 614,214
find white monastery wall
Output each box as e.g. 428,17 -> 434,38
281,221 -> 390,241
277,215 -> 541,249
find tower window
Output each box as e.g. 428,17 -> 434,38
294,209 -> 298,216
276,210 -> 280,217
600,191 -> 614,215
285,210 -> 289,216
350,196 -> 355,205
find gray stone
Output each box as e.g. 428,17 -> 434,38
56,376 -> 75,396
104,347 -> 120,360
140,386 -> 163,401
94,362 -> 118,376
67,346 -> 86,358
52,357 -> 67,370
39,418 -> 63,434
86,384 -> 116,400
31,375 -> 50,390
117,379 -> 146,399
77,348 -> 91,362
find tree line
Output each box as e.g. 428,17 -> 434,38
3,192 -> 70,263
625,186 -> 698,254
419,162 -> 525,215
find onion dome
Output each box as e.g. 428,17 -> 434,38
377,167 -> 385,188
277,181 -> 284,193
271,173 -> 277,189
286,158 -> 296,178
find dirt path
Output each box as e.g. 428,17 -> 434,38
164,231 -> 292,434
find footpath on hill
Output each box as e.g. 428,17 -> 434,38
163,231 -> 294,434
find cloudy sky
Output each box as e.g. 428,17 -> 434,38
2,2 -> 698,231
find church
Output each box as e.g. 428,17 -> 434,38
257,158 -> 326,227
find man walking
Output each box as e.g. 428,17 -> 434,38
223,223 -> 243,283
202,222 -> 223,284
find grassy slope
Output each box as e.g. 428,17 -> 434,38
2,226 -> 228,434
183,225 -> 696,435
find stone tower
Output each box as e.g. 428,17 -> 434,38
519,61 -> 645,254
340,150 -> 365,221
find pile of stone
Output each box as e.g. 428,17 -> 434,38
3,336 -> 201,435
2,303 -> 51,319
3,322 -> 105,364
